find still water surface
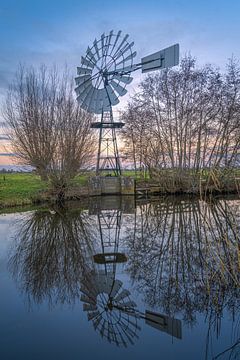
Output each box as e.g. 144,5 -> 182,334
0,195 -> 240,360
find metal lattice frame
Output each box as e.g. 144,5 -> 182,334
95,111 -> 123,175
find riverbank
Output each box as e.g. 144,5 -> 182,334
0,170 -> 240,210
0,173 -> 89,209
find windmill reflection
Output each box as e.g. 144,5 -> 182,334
81,196 -> 139,347
80,196 -> 181,346
9,195 -> 240,353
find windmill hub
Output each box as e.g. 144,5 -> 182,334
91,57 -> 115,89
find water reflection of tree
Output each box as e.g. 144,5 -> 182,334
9,205 -> 95,306
125,197 -> 240,328
8,196 -> 240,354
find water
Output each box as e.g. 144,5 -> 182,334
0,195 -> 240,360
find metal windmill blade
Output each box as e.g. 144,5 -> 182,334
75,30 -> 135,114
80,271 -> 140,348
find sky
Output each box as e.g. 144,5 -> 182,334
1,0 -> 240,164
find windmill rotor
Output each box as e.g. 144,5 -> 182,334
75,31 -> 136,114
80,271 -> 140,347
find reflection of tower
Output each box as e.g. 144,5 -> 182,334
81,197 -> 139,347
80,197 -> 182,347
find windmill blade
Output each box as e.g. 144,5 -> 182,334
77,67 -> 92,76
122,317 -> 141,331
112,74 -> 133,85
114,42 -> 134,63
121,300 -> 137,308
116,51 -> 137,67
75,74 -> 91,86
101,33 -> 106,58
80,284 -> 97,297
75,79 -> 92,97
108,323 -> 117,344
109,279 -> 123,298
103,31 -> 114,61
106,85 -> 120,106
102,97 -> 112,112
100,319 -> 106,338
112,34 -> 129,58
86,46 -> 97,66
75,79 -> 92,98
97,88 -> 112,111
83,303 -> 98,311
102,36 -> 112,68
114,289 -> 130,302
89,88 -> 108,113
80,294 -> 96,305
93,274 -> 105,291
120,325 -> 135,346
81,55 -> 95,69
93,316 -> 102,330
103,276 -> 114,294
93,39 -> 100,60
79,86 -> 96,109
75,30 -> 136,114
99,90 -> 110,114
107,30 -> 114,49
110,30 -> 122,55
109,80 -> 127,96
75,80 -> 93,98
103,43 -> 112,68
117,327 -> 128,348
121,321 -> 139,339
88,310 -> 101,321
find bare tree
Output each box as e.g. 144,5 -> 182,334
3,65 -> 95,200
121,55 -> 240,192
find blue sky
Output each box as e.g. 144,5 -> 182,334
1,0 -> 240,164
0,0 -> 240,144
1,0 -> 240,100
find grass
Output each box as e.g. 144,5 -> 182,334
0,173 -> 47,207
0,169 -> 239,210
0,172 -> 92,209
0,171 -> 137,208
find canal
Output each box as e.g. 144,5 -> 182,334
0,195 -> 239,359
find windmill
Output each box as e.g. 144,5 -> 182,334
75,30 -> 179,177
80,197 -> 182,347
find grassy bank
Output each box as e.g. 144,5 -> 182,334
0,172 -> 92,208
0,170 -> 240,210
0,171 -> 136,208
0,173 -> 47,207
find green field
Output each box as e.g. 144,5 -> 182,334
0,172 -> 95,208
0,173 -> 48,207
0,171 -> 139,208
1,169 -> 239,210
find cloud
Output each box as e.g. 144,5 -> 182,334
0,152 -> 15,156
0,135 -> 9,140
